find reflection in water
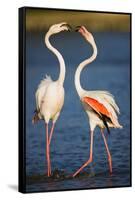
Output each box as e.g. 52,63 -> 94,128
26,32 -> 131,192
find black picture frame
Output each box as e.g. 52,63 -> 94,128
19,7 -> 132,193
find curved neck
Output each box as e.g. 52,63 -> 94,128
45,32 -> 66,85
75,39 -> 98,96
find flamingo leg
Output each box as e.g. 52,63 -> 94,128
101,129 -> 112,174
49,122 -> 55,145
48,140 -> 51,176
45,123 -> 50,177
73,130 -> 94,177
47,123 -> 55,175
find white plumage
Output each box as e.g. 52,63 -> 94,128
73,26 -> 122,177
32,22 -> 71,177
35,75 -> 52,116
35,75 -> 64,123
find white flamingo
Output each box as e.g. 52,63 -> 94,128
73,26 -> 122,177
32,22 -> 71,177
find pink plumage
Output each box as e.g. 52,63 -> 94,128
73,26 -> 122,177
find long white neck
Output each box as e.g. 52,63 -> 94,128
45,31 -> 66,85
75,39 -> 98,97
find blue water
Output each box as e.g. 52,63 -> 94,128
26,32 -> 131,192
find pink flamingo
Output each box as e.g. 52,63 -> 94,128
73,26 -> 122,177
32,22 -> 71,177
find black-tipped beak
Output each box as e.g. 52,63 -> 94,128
66,24 -> 72,32
60,23 -> 72,31
75,26 -> 81,32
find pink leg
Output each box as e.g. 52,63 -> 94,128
48,148 -> 51,176
73,130 -> 94,177
49,122 -> 55,145
45,123 -> 50,177
101,129 -> 112,174
48,123 -> 55,176
48,142 -> 51,176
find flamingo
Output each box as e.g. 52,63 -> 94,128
73,26 -> 122,177
32,22 -> 71,177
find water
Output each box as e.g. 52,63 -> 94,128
25,32 -> 131,192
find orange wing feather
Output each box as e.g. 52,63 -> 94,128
82,96 -> 110,118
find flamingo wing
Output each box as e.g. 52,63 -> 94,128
83,96 -> 110,118
82,96 -> 113,133
36,74 -> 53,111
32,74 -> 53,124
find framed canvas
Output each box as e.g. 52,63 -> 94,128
19,7 -> 132,193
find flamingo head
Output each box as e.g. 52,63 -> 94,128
76,26 -> 94,43
48,22 -> 72,34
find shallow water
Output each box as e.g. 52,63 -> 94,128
26,32 -> 131,192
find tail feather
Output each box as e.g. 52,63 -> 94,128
32,110 -> 40,124
101,115 -> 110,134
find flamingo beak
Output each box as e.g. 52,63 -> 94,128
60,23 -> 72,32
75,26 -> 81,32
